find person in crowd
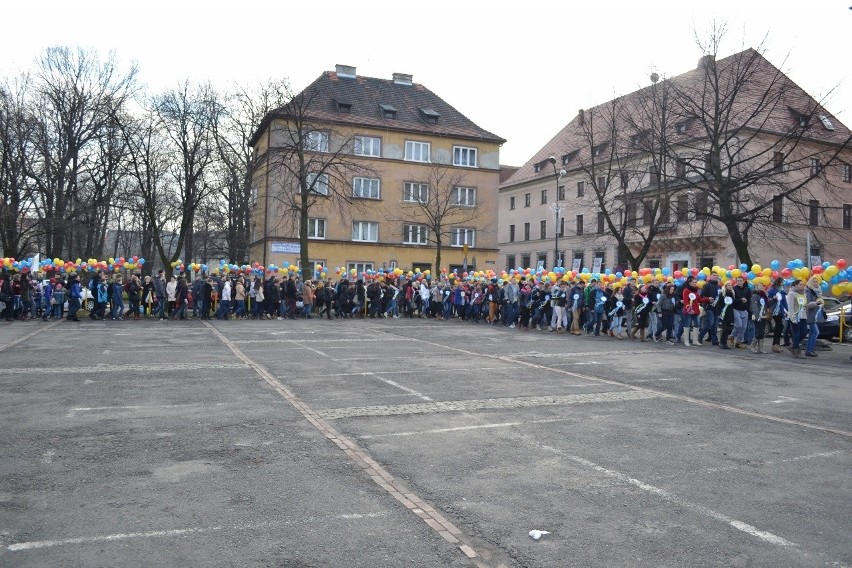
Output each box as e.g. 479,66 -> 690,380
718,280 -> 736,349
749,281 -> 770,353
732,276 -> 751,348
767,277 -> 789,353
696,273 -> 720,346
166,276 -> 177,319
786,279 -> 808,359
803,275 -> 825,358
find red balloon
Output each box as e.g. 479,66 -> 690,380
728,265 -> 735,271
837,259 -> 847,269
812,266 -> 823,275
781,268 -> 792,278
673,270 -> 683,279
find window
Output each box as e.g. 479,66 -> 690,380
453,186 -> 476,207
541,189 -> 548,204
540,219 -> 547,239
305,130 -> 329,152
353,177 -> 380,199
509,196 -> 516,210
352,221 -> 378,242
306,172 -> 329,195
453,146 -> 477,167
534,163 -> 542,173
772,195 -> 783,223
643,201 -> 653,226
405,141 -> 430,162
676,121 -> 688,134
538,252 -> 548,268
620,171 -> 629,189
843,163 -> 852,183
307,218 -> 326,239
577,181 -> 585,197
810,158 -> 821,176
809,200 -> 820,226
403,224 -> 429,245
844,204 -> 852,230
594,250 -> 606,272
524,193 -> 531,207
380,103 -> 397,119
521,254 -> 531,269
695,193 -> 708,217
773,152 -> 785,173
597,211 -> 605,234
347,262 -> 374,275
403,182 -> 429,203
251,187 -> 258,208
648,258 -> 661,269
572,251 -> 585,271
598,175 -> 607,189
576,214 -> 584,236
354,135 -> 381,157
506,255 -> 516,272
452,228 -> 475,247
509,225 -> 515,242
700,257 -> 715,270
677,194 -> 689,222
659,198 -> 671,224
819,115 -> 835,131
626,203 -> 637,228
558,185 -> 565,200
648,166 -> 659,185
559,217 -> 565,237
675,160 -> 687,179
524,222 -> 530,241
419,108 -> 440,124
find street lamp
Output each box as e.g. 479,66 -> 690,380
548,156 -> 567,269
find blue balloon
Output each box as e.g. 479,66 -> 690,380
770,260 -> 780,270
739,263 -> 748,272
604,268 -> 612,275
662,267 -> 671,276
822,261 -> 830,269
787,260 -> 796,269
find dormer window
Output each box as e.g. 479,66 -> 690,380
561,151 -> 578,165
789,107 -> 810,129
819,115 -> 835,131
676,121 -> 688,134
419,107 -> 440,124
335,99 -> 352,113
379,103 -> 397,119
592,142 -> 608,158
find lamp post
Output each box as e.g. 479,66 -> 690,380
548,156 -> 567,269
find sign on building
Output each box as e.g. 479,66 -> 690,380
271,242 -> 300,254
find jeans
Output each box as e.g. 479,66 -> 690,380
550,306 -> 565,329
111,299 -> 124,319
733,310 -> 748,343
676,314 -> 700,339
660,313 -> 674,340
744,320 -> 755,344
700,310 -> 719,344
790,320 -> 808,350
217,299 -> 231,319
806,322 -> 819,353
235,300 -> 245,317
507,302 -> 519,326
609,315 -> 623,335
67,297 -> 81,320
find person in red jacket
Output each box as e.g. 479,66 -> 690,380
677,276 -> 711,346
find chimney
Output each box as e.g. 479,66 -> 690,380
578,109 -> 585,125
335,64 -> 356,79
393,73 -> 413,86
697,55 -> 715,70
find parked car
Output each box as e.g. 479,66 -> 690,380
817,301 -> 852,342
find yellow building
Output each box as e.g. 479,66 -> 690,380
248,65 -> 505,278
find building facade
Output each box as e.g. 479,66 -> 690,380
500,49 -> 852,274
248,65 -> 505,276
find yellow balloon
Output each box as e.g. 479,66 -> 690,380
731,269 -> 741,278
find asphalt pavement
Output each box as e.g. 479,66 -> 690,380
1,316 -> 850,567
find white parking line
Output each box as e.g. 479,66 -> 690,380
373,375 -> 433,402
539,444 -> 795,547
66,404 -> 197,417
360,417 -> 578,439
704,450 -> 845,474
6,512 -> 390,552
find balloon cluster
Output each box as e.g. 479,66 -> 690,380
1,256 -> 147,274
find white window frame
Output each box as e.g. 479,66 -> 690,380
354,135 -> 381,157
404,140 -> 431,162
402,224 -> 429,245
305,172 -> 329,195
351,221 -> 379,242
353,177 -> 381,199
307,218 -> 326,240
347,262 -> 374,276
453,145 -> 478,167
453,186 -> 476,207
305,130 -> 329,152
451,228 -> 476,248
403,182 -> 429,203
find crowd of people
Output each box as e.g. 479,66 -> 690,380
0,266 -> 839,360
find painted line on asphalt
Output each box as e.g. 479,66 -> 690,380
66,404 -> 199,417
200,321 -> 495,566
703,449 -> 846,474
538,443 -> 796,547
6,512 -> 391,552
0,320 -> 61,353
359,417 -> 581,439
374,375 -> 433,402
380,331 -> 852,439
7,362 -> 247,375
285,339 -> 329,357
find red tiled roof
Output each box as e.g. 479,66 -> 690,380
250,71 -> 505,147
503,48 -> 851,188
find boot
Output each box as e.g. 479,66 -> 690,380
682,332 -> 690,347
640,329 -> 647,342
751,340 -> 759,354
772,344 -> 781,353
689,329 -> 698,346
759,339 -> 767,354
794,349 -> 806,359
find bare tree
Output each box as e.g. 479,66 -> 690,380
211,79 -> 290,263
153,81 -> 219,263
29,46 -> 137,258
664,26 -> 852,265
264,87 -> 375,279
384,164 -> 482,272
0,74 -> 41,258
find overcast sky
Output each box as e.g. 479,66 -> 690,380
2,0 -> 848,166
